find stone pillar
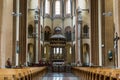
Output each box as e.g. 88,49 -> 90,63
101,0 -> 105,66
118,0 -> 120,68
34,8 -> 39,63
77,7 -> 82,65
75,0 -> 78,63
0,0 -> 3,67
0,0 -> 14,68
38,0 -> 41,61
19,0 -> 27,65
90,0 -> 99,65
15,0 -> 20,66
35,22 -> 39,63
102,0 -> 114,67
114,0 -> 120,67
98,0 -> 102,66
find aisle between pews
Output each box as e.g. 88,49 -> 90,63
41,72 -> 80,80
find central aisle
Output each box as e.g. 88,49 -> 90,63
41,72 -> 80,80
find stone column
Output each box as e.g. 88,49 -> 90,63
38,0 -> 41,61
19,0 -> 27,65
34,7 -> 39,63
75,0 -> 78,63
0,0 -> 3,67
77,7 -> 82,65
103,0 -> 114,66
15,0 -> 20,66
90,0 -> 99,65
118,0 -> 120,68
0,0 -> 14,68
114,0 -> 120,67
62,0 -> 64,30
98,0 -> 102,66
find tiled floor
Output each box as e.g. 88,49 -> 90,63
41,72 -> 80,80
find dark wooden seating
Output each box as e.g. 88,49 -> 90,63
0,67 -> 47,80
72,67 -> 120,80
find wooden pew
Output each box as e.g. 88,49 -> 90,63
0,69 -> 24,80
0,67 -> 47,80
29,67 -> 47,80
72,67 -> 120,80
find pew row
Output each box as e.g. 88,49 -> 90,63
72,67 -> 120,80
0,67 -> 47,80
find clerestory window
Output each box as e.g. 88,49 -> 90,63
66,0 -> 71,14
55,0 -> 60,15
45,0 -> 50,14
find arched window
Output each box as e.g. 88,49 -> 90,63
28,43 -> 34,63
66,0 -> 71,14
65,26 -> 72,41
55,0 -> 60,15
83,25 -> 89,38
41,25 -> 44,40
45,0 -> 50,14
60,48 -> 62,54
28,24 -> 33,37
44,26 -> 51,41
28,43 -> 33,52
83,43 -> 90,66
44,46 -> 46,54
70,47 -> 72,54
73,26 -> 75,41
54,27 -> 62,34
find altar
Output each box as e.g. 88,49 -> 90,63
51,59 -> 71,72
52,59 -> 65,72
52,65 -> 72,72
49,27 -> 71,72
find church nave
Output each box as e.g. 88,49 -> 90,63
1,0 -> 120,80
41,72 -> 80,80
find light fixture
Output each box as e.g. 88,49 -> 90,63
32,32 -> 38,37
81,8 -> 89,13
101,44 -> 104,48
77,7 -> 82,22
103,12 -> 112,16
12,12 -> 22,16
77,7 -> 89,13
77,7 -> 82,13
32,32 -> 38,35
34,7 -> 39,22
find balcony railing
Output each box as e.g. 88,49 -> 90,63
82,33 -> 89,39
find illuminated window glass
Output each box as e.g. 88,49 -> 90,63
56,48 -> 59,54
70,47 -> 72,54
55,0 -> 60,15
45,0 -> 50,14
60,48 -> 62,54
66,0 -> 71,14
44,47 -> 46,54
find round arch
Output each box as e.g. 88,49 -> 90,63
65,26 -> 72,41
82,43 -> 90,66
28,24 -> 33,37
27,43 -> 34,63
44,26 -> 51,41
83,24 -> 89,38
54,26 -> 62,34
